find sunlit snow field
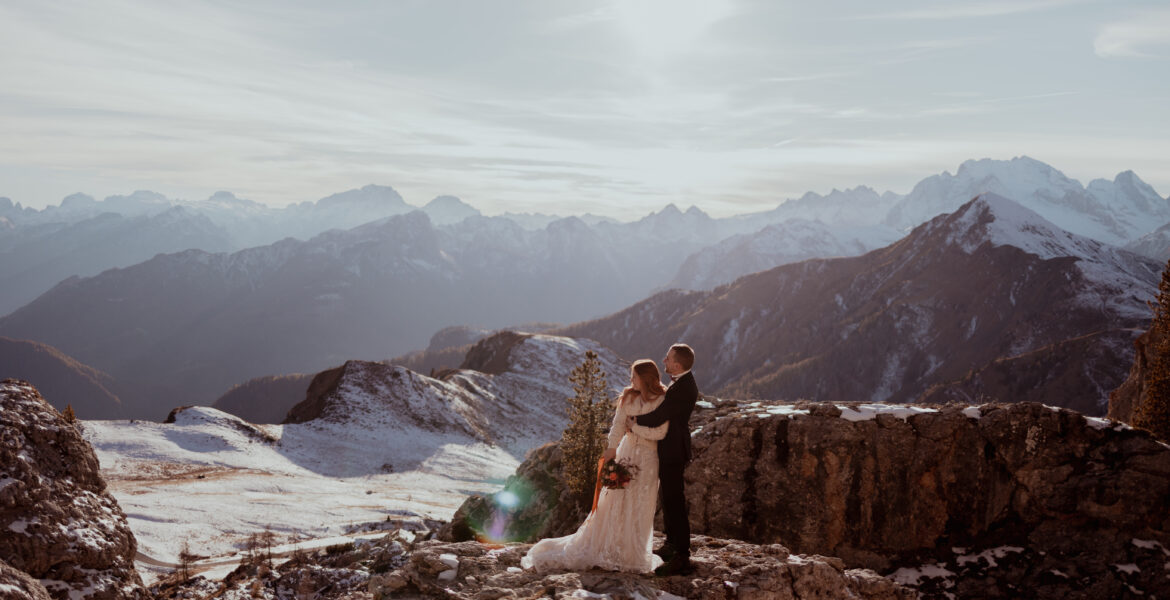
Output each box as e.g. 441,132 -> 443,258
82,408 -> 519,584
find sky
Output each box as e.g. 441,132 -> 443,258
1,0 -> 1168,218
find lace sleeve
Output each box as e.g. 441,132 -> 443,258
629,418 -> 668,441
629,396 -> 668,441
607,395 -> 627,450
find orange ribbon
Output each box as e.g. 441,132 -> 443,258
590,457 -> 607,513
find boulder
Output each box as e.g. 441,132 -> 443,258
0,559 -> 53,600
0,379 -> 149,600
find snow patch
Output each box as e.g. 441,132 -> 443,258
1085,416 -> 1113,430
961,406 -> 982,420
1133,538 -> 1170,556
1113,563 -> 1140,575
837,404 -> 939,422
890,563 -> 955,586
955,546 -> 1025,568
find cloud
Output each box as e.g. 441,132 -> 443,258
1095,10 -> 1170,58
855,0 -> 1091,20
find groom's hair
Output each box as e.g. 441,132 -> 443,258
669,343 -> 695,371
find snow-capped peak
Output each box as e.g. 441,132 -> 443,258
943,193 -> 1106,260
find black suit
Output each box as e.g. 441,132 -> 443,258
635,371 -> 698,558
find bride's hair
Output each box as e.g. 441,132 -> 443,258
622,359 -> 668,403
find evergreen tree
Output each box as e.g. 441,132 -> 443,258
176,538 -> 195,582
560,351 -> 613,502
62,404 -> 76,423
1134,259 -> 1170,441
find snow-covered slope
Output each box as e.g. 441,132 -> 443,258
932,193 -> 1160,320
82,332 -> 628,583
1126,220 -> 1170,262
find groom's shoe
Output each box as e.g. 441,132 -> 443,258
653,544 -> 676,562
654,554 -> 694,577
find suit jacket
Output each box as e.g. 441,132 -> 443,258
634,371 -> 698,466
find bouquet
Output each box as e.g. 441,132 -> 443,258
599,458 -> 638,489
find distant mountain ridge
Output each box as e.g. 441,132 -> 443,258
0,336 -> 124,419
1,157 -> 1166,319
558,194 -> 1160,413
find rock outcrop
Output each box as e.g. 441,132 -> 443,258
0,379 -> 150,600
687,401 -> 1170,598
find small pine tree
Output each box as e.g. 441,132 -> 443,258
258,528 -> 277,565
62,404 -> 76,423
1134,259 -> 1170,441
560,351 -> 613,502
177,538 -> 195,582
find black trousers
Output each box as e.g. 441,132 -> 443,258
659,461 -> 690,558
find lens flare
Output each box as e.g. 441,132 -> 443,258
494,490 -> 520,509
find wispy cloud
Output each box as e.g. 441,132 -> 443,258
1095,9 -> 1170,58
854,0 -> 1090,20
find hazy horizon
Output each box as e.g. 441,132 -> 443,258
2,0 -> 1168,218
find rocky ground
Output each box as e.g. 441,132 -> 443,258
153,528 -> 915,600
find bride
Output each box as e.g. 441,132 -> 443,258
522,359 -> 670,573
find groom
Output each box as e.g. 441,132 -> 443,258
631,343 -> 698,576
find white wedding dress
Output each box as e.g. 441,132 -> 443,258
522,393 -> 669,573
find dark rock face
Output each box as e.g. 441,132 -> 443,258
373,537 -> 915,600
282,364 -> 346,424
1109,326 -> 1164,423
686,401 -> 1170,598
459,331 -> 531,376
0,379 -> 149,599
0,560 -> 53,600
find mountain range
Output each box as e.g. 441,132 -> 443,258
558,194 -> 1160,414
1,157 -> 1166,418
4,157 -> 1166,320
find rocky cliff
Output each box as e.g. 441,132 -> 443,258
448,400 -> 1170,598
0,379 -> 150,600
688,401 -> 1169,598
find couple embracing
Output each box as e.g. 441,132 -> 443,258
523,344 -> 699,577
